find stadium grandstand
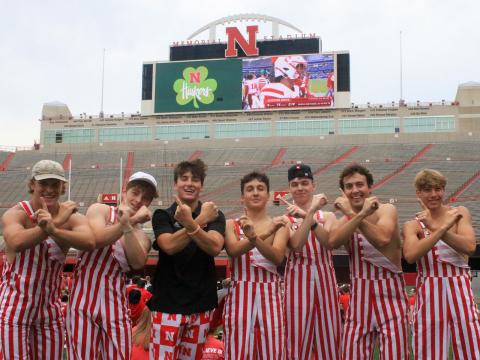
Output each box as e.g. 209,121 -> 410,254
1,82 -> 480,277
1,15 -> 479,286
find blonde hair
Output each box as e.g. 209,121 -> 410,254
414,169 -> 447,190
132,307 -> 152,350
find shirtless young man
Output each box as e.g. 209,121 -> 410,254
223,171 -> 289,360
281,164 -> 341,359
0,160 -> 95,360
67,171 -> 157,360
403,169 -> 479,359
329,164 -> 409,360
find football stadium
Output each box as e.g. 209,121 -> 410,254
1,13 -> 479,359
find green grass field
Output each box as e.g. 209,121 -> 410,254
308,78 -> 327,95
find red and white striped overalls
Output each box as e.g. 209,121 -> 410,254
223,220 -> 285,360
342,232 -> 409,360
284,210 -> 342,360
413,220 -> 480,359
66,206 -> 132,360
0,201 -> 65,360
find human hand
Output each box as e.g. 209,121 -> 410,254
359,196 -> 379,218
267,215 -> 289,235
198,201 -> 219,224
130,205 -> 152,225
54,200 -> 78,227
280,196 -> 306,219
117,204 -> 134,227
36,197 -> 55,234
239,208 -> 256,240
174,196 -> 196,231
334,189 -> 354,217
309,193 -> 328,212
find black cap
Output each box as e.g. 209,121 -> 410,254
288,164 -> 313,182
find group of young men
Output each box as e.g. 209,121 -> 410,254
0,160 -> 158,360
0,157 -> 479,359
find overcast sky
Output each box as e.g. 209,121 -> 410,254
1,0 -> 478,147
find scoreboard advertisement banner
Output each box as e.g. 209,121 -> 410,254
153,54 -> 335,113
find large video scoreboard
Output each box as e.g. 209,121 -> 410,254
141,25 -> 350,115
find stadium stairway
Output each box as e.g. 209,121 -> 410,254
448,170 -> 480,203
0,152 -> 15,172
313,145 -> 360,177
63,153 -> 72,171
188,150 -> 204,161
270,147 -> 286,166
371,144 -> 433,190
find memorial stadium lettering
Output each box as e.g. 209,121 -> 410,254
170,31 -> 317,48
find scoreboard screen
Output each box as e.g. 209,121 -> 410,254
141,52 -> 350,114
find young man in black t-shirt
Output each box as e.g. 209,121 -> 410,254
149,159 -> 225,360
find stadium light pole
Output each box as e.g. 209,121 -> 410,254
163,140 -> 170,203
399,31 -> 404,104
100,48 -> 106,119
119,157 -> 123,205
68,157 -> 72,201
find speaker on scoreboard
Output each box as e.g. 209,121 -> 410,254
142,64 -> 153,100
337,53 -> 350,92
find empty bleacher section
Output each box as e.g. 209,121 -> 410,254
372,142 -> 480,224
68,150 -> 131,206
267,145 -> 358,200
0,151 -> 69,207
0,141 -> 479,241
448,171 -> 480,202
456,177 -> 480,201
450,173 -> 480,231
371,144 -> 432,190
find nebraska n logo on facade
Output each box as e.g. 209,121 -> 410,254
225,25 -> 259,57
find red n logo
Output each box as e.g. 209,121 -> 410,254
189,72 -> 201,83
225,26 -> 259,57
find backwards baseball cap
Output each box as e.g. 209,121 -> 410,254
288,164 -> 313,182
128,171 -> 159,197
31,160 -> 67,182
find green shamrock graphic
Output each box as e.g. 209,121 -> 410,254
173,66 -> 218,109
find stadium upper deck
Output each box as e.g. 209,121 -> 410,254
37,82 -> 480,147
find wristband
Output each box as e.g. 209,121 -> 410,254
247,235 -> 257,243
310,222 -> 318,231
187,225 -> 201,237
